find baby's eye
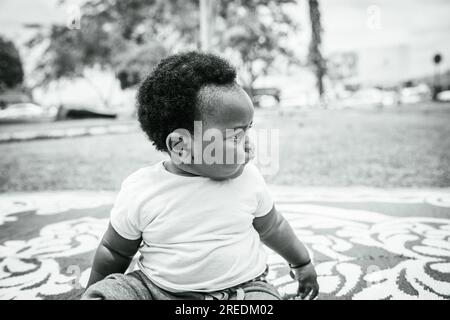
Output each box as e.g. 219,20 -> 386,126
233,131 -> 245,143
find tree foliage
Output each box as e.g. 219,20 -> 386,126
0,36 -> 24,91
214,0 -> 300,95
29,0 -> 301,100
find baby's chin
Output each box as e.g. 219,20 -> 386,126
225,164 -> 246,179
206,164 -> 246,180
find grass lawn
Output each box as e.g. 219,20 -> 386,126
1,102 -> 449,192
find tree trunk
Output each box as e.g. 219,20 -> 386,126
308,0 -> 326,104
244,61 -> 258,107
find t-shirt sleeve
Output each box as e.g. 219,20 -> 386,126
109,178 -> 143,240
249,163 -> 274,218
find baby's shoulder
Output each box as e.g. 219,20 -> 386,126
121,163 -> 162,189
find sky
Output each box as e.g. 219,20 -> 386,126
1,0 -> 449,80
298,0 -> 450,79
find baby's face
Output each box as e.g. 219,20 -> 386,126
180,85 -> 254,180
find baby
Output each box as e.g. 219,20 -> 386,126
82,52 -> 319,300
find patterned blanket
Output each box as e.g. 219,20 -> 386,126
1,187 -> 449,300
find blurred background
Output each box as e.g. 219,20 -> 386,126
1,0 -> 449,191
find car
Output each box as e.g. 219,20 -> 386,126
0,103 -> 57,123
336,88 -> 397,109
400,84 -> 431,104
437,90 -> 450,102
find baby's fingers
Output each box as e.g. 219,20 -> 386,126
308,287 -> 319,300
297,285 -> 312,300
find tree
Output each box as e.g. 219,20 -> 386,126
308,0 -> 326,103
28,23 -> 124,108
215,0 -> 300,102
0,36 -> 24,91
28,6 -> 166,108
29,0 -> 300,105
115,42 -> 167,89
80,0 -> 199,51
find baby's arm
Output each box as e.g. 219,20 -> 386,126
86,223 -> 142,287
253,205 -> 319,299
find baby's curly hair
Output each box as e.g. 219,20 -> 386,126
137,51 -> 237,152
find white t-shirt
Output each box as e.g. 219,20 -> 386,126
110,160 -> 274,292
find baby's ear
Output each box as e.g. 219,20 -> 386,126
166,130 -> 192,165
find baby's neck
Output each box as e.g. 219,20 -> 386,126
163,160 -> 200,177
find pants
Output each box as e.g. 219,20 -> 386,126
81,266 -> 281,300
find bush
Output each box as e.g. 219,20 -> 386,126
0,36 -> 24,91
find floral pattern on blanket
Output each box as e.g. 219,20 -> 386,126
0,191 -> 449,300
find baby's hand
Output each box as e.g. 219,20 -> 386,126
244,135 -> 255,164
289,261 -> 320,300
